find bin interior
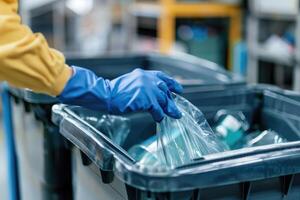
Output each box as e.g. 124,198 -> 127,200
66,86 -> 300,157
52,86 -> 300,199
53,86 -> 300,195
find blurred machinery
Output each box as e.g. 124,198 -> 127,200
19,0 -> 241,69
247,0 -> 300,91
20,0 -> 133,57
129,0 -> 242,69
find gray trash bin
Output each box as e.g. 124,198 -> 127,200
52,85 -> 300,200
9,53 -> 242,200
9,88 -> 72,200
66,53 -> 244,91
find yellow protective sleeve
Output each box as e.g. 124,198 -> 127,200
0,0 -> 72,96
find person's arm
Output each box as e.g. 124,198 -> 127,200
0,0 -> 183,122
0,0 -> 72,96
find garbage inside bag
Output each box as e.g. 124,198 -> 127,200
212,110 -> 287,149
128,95 -> 229,169
245,129 -> 287,147
156,94 -> 229,169
129,127 -> 215,168
128,100 -> 289,169
213,110 -> 250,149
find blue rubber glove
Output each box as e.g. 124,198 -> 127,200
58,66 -> 183,122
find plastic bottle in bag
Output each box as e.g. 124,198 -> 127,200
245,129 -> 287,147
213,110 -> 249,149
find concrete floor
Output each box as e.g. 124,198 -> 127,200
0,116 -> 8,200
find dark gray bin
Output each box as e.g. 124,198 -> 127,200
9,53 -> 242,200
52,85 -> 300,200
66,53 -> 244,91
10,93 -> 72,200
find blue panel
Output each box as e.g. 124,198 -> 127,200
1,84 -> 20,200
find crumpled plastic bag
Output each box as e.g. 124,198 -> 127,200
128,135 -> 163,168
157,94 -> 229,168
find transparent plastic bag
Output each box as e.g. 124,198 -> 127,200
82,114 -> 130,146
245,129 -> 287,147
128,135 -> 163,168
157,94 -> 229,168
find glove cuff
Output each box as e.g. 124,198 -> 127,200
58,66 -> 112,111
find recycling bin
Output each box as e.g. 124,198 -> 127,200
6,53 -> 243,200
66,53 -> 244,91
52,85 -> 300,200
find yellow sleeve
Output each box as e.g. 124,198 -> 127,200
0,0 -> 72,96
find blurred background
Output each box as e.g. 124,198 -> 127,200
16,0 -> 300,89
1,0 -> 300,199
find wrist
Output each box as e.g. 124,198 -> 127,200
51,65 -> 73,96
58,66 -> 112,112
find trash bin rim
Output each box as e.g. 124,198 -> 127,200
113,144 -> 300,192
52,87 -> 300,177
54,104 -> 300,191
53,105 -> 300,174
9,87 -> 57,104
52,86 -> 300,192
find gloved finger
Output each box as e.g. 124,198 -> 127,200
156,71 -> 183,94
156,82 -> 182,119
157,80 -> 170,94
148,102 -> 165,122
163,94 -> 182,119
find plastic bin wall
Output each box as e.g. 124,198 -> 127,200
52,85 -> 300,200
11,95 -> 72,200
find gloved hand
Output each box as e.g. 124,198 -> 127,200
58,66 -> 183,122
